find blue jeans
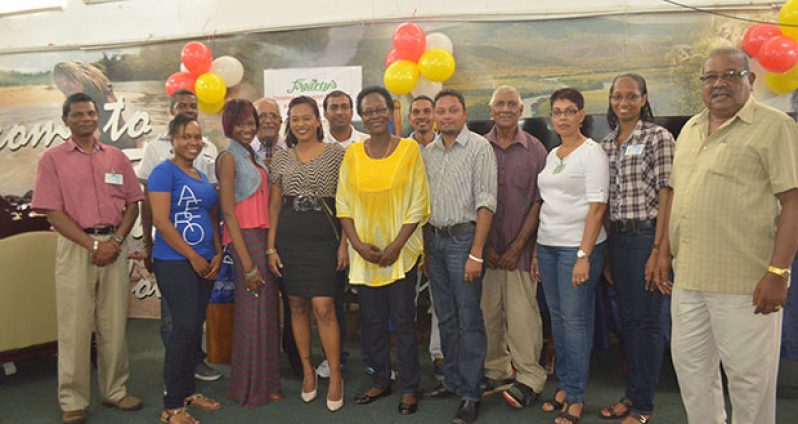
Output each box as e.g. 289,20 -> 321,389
153,260 -> 213,409
426,228 -> 486,401
608,227 -> 664,415
537,242 -> 606,403
160,284 -> 206,369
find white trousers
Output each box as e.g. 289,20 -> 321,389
671,287 -> 782,424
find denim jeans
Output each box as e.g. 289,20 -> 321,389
427,228 -> 487,401
153,260 -> 214,409
358,266 -> 420,393
537,242 -> 606,403
608,227 -> 664,415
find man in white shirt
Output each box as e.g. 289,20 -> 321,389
251,98 -> 286,166
135,88 -> 221,382
323,90 -> 367,148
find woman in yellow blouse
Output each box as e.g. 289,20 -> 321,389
336,86 -> 430,415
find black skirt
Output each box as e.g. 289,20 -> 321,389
275,198 -> 340,297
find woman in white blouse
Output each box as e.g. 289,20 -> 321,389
535,88 -> 609,424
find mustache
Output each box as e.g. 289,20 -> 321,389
710,87 -> 732,97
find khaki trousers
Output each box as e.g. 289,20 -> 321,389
480,268 -> 547,392
55,234 -> 131,411
671,287 -> 781,424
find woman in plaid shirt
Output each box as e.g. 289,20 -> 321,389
598,73 -> 675,424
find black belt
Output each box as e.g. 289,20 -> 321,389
610,219 -> 654,234
83,226 -> 116,235
429,222 -> 476,237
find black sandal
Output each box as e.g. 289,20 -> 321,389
555,402 -> 583,424
542,388 -> 567,413
599,397 -> 632,419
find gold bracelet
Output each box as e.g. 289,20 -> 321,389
265,248 -> 277,256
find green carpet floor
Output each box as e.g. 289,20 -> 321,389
1,318 -> 797,423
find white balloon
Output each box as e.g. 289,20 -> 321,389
426,32 -> 454,54
210,56 -> 245,88
411,76 -> 443,98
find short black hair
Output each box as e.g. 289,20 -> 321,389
550,87 -> 584,110
356,86 -> 394,116
409,95 -> 433,111
322,90 -> 353,111
170,89 -> 196,110
62,92 -> 98,118
434,89 -> 466,111
168,113 -> 199,141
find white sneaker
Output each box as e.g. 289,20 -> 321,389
390,369 -> 397,381
317,360 -> 331,378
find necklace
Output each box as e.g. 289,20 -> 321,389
365,137 -> 398,159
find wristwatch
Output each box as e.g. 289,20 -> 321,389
112,234 -> 125,244
767,265 -> 791,281
577,249 -> 589,260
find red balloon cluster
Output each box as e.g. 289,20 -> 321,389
387,23 -> 427,66
744,24 -> 798,73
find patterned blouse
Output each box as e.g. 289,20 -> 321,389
270,143 -> 345,197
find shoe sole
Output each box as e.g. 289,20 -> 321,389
502,390 -> 534,409
194,373 -> 223,381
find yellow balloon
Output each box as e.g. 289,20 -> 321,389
194,72 -> 227,104
198,99 -> 225,114
384,60 -> 419,95
764,68 -> 798,94
780,0 -> 798,41
418,48 -> 456,82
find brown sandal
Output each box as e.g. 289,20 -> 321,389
160,408 -> 198,424
184,393 -> 222,411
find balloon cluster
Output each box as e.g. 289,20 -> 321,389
383,23 -> 456,97
164,41 -> 245,114
743,1 -> 798,94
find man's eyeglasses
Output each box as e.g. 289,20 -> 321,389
361,107 -> 389,118
699,70 -> 750,85
551,108 -> 579,118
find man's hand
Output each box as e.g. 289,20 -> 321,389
143,240 -> 154,273
602,261 -> 614,285
464,256 -> 482,283
753,272 -> 789,314
496,244 -> 522,271
485,247 -> 500,269
92,240 -> 121,266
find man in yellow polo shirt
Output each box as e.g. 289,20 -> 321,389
662,48 -> 798,424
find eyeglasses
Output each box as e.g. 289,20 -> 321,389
361,107 -> 389,118
699,70 -> 750,85
258,112 -> 281,121
551,108 -> 579,118
610,93 -> 642,102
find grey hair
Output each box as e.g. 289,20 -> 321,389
705,48 -> 751,72
489,85 -> 522,107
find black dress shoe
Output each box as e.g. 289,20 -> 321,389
452,400 -> 480,424
422,384 -> 455,399
398,401 -> 418,415
479,377 -> 513,393
354,387 -> 392,404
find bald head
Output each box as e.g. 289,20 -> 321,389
254,98 -> 282,142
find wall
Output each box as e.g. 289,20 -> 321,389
0,0 -> 774,53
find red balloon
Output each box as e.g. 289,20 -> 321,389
393,22 -> 426,62
385,48 -> 401,67
759,35 -> 798,73
164,71 -> 197,96
181,41 -> 212,76
743,24 -> 782,58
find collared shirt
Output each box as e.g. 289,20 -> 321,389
669,96 -> 798,295
250,135 -> 287,163
409,130 -> 437,150
136,132 -> 218,185
32,138 -> 144,229
324,125 -> 367,149
423,126 -> 498,227
484,126 -> 548,272
600,120 -> 675,222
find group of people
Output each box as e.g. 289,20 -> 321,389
31,47 -> 797,424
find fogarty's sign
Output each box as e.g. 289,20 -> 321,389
264,66 -> 362,120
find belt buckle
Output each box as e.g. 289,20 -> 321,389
293,195 -> 321,212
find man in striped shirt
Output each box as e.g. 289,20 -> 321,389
421,89 -> 497,424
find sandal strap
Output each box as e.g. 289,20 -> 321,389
600,398 -> 633,419
557,412 -> 581,424
185,393 -> 219,409
160,408 -> 195,424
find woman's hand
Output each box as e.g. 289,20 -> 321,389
572,257 -> 590,287
378,242 -> 402,267
354,241 -> 383,264
245,267 -> 265,293
268,251 -> 284,278
336,242 -> 349,271
203,253 -> 223,281
644,251 -> 657,291
188,254 -> 211,277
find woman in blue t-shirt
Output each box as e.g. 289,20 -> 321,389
148,113 -> 223,424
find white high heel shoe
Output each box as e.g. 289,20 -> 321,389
326,378 -> 344,412
301,371 -> 318,402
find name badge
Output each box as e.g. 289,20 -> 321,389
105,172 -> 124,185
625,144 -> 644,157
